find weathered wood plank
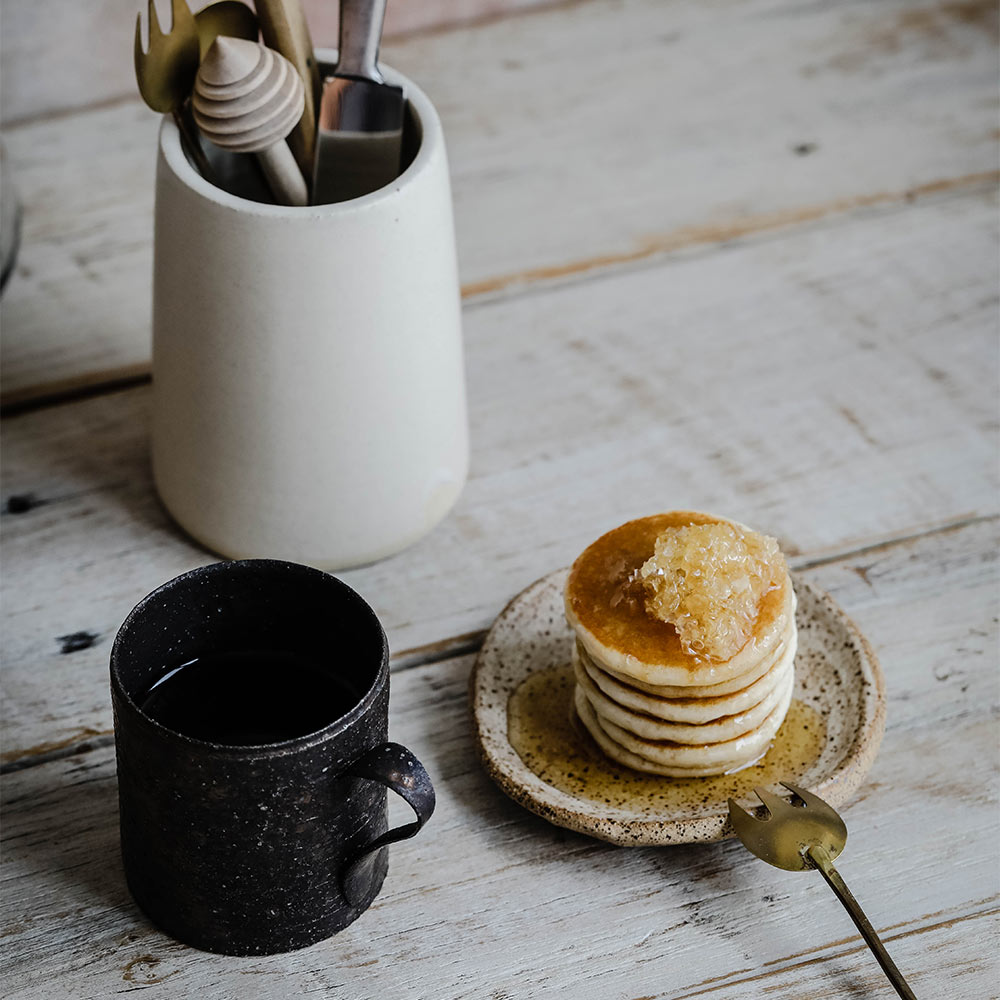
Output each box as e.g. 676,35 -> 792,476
2,189 -> 997,761
3,0 -> 997,402
2,515 -> 997,997
0,0 -> 559,125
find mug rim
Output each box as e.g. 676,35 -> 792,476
110,558 -> 389,756
159,51 -> 441,217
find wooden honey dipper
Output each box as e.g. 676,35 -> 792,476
193,36 -> 308,206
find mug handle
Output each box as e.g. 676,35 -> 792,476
340,742 -> 436,906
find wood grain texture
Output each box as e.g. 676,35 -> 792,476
0,0 -> 560,124
2,187 -> 997,762
2,516 -> 997,998
2,2 -> 997,993
3,0 -> 998,402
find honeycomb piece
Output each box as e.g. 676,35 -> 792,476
639,522 -> 785,662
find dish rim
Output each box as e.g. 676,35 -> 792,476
471,568 -> 886,846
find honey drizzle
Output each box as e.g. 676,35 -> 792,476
507,663 -> 827,815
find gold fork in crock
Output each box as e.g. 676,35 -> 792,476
134,0 -> 212,178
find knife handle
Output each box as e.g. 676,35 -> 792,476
338,0 -> 388,84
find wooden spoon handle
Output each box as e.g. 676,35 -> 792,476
257,142 -> 308,207
256,0 -> 319,179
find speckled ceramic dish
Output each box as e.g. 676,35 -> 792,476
472,569 -> 886,846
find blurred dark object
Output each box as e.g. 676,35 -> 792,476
1,139 -> 22,293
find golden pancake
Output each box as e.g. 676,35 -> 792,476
572,696 -> 741,777
565,511 -> 793,687
574,674 -> 794,776
574,639 -> 795,741
577,625 -> 796,720
576,654 -> 792,745
593,673 -> 793,768
591,616 -> 795,699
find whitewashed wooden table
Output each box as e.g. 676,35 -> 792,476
2,1 -> 998,997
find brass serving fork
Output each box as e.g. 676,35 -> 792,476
134,0 -> 213,179
728,783 -> 916,1000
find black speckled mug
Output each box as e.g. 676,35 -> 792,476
110,560 -> 434,956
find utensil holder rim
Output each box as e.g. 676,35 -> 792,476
160,50 -> 439,217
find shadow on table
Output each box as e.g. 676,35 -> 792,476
419,660 -> 879,998
1,749 -> 140,923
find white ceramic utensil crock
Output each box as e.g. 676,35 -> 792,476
151,58 -> 468,569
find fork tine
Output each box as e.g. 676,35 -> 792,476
727,797 -> 764,845
781,782 -> 830,810
148,0 -> 163,40
728,795 -> 807,869
727,797 -> 758,825
753,786 -> 796,819
781,783 -> 848,841
134,13 -> 145,60
171,0 -> 195,35
730,789 -> 832,870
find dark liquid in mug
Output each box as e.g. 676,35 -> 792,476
140,650 -> 362,745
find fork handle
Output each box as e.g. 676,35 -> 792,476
807,846 -> 917,1000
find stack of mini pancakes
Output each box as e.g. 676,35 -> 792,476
564,512 -> 796,777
